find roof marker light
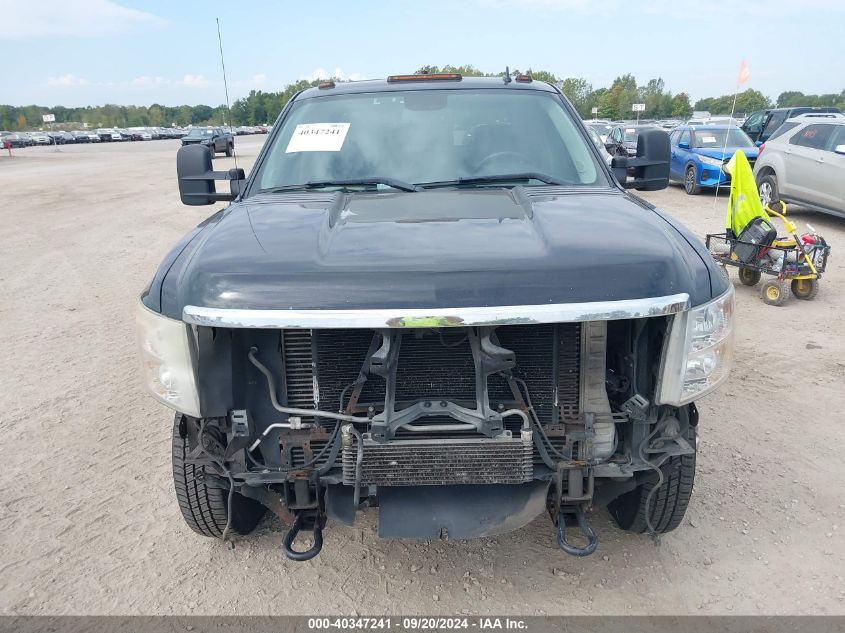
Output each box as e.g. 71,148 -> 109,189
387,73 -> 462,83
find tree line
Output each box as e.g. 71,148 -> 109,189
2,65 -> 843,131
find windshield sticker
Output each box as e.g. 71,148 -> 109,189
701,135 -> 717,143
286,123 -> 350,153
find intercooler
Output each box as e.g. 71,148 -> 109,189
341,434 -> 534,486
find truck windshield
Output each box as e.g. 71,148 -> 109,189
250,89 -> 606,194
186,129 -> 214,137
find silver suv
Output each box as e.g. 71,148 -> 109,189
753,113 -> 845,218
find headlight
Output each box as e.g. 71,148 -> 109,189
136,302 -> 200,417
699,155 -> 723,168
656,286 -> 735,406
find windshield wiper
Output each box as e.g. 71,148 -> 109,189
418,172 -> 569,189
260,177 -> 420,194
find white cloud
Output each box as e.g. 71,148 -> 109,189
251,74 -> 267,85
3,0 -> 165,40
179,74 -> 210,87
301,67 -> 366,82
47,74 -> 89,87
131,76 -> 170,87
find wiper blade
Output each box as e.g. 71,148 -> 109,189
418,172 -> 568,188
259,177 -> 419,194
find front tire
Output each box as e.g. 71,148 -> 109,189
225,142 -> 233,157
761,279 -> 789,306
684,165 -> 701,195
608,424 -> 696,534
172,415 -> 265,538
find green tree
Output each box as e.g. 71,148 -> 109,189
559,77 -> 593,117
735,89 -> 771,113
671,92 -> 693,118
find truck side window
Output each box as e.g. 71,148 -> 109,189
744,112 -> 763,134
762,112 -> 787,138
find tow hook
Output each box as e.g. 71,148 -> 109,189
556,505 -> 598,557
282,512 -> 324,561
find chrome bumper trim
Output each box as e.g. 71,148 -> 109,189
182,294 -> 690,329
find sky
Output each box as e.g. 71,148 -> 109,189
1,0 -> 843,108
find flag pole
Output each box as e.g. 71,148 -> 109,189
713,60 -> 748,208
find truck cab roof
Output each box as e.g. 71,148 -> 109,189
295,75 -> 559,100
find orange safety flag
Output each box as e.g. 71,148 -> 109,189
737,60 -> 750,85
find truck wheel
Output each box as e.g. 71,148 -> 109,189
684,165 -> 701,195
225,143 -> 233,157
738,267 -> 761,286
172,414 -> 265,538
791,278 -> 819,300
608,424 -> 696,534
761,279 -> 788,306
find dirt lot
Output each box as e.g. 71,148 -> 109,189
1,136 -> 843,615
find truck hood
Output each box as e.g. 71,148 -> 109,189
156,187 -> 714,318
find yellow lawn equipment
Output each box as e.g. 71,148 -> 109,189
705,151 -> 830,306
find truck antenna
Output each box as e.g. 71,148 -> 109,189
216,17 -> 238,171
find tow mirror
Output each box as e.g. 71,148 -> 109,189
176,144 -> 245,205
621,129 -> 670,191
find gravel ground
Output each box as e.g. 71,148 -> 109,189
1,137 -> 843,615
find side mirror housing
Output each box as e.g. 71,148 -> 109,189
611,156 -> 628,184
834,144 -> 845,155
177,144 -> 244,205
622,129 -> 670,191
677,141 -> 690,150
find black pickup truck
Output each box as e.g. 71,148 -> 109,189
180,126 -> 234,156
138,73 -> 734,560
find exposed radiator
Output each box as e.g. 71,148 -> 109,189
342,433 -> 534,486
306,324 -> 581,423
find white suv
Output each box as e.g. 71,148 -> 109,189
753,113 -> 845,218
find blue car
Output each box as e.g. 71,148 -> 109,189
669,125 -> 758,195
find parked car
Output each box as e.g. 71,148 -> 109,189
96,128 -> 123,142
753,113 -> 845,217
71,130 -> 91,143
48,131 -> 74,144
1,132 -> 29,148
586,126 -> 613,165
587,122 -> 613,143
139,74 -> 734,561
741,107 -> 842,145
30,131 -> 52,145
180,127 -> 234,156
604,124 -> 661,157
127,128 -> 153,141
668,125 -> 758,195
